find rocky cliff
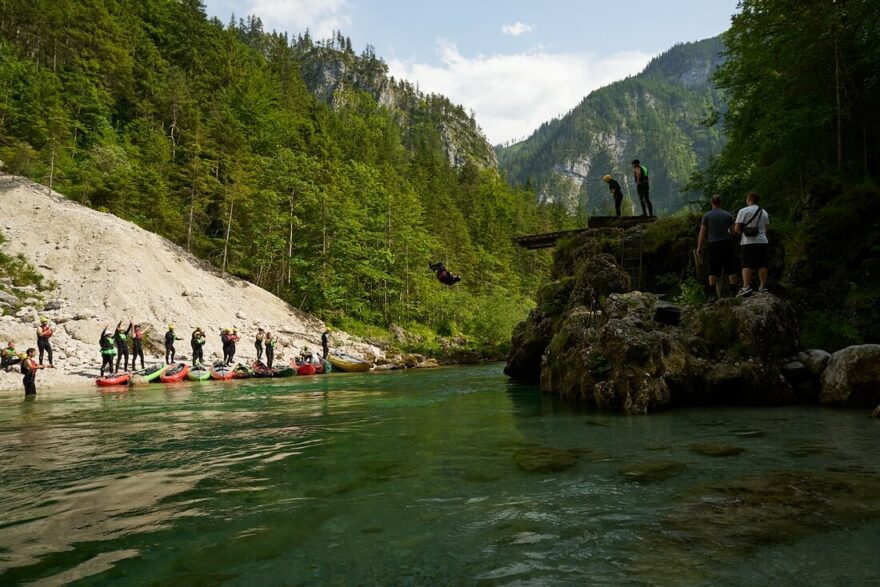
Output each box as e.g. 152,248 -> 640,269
497,37 -> 726,214
295,42 -> 497,169
505,226 -> 880,413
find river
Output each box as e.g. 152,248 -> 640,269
1,364 -> 878,585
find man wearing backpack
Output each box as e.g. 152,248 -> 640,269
631,159 -> 654,217
734,192 -> 770,296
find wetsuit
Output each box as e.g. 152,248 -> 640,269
255,333 -> 264,361
1,347 -> 21,372
321,331 -> 330,359
633,165 -> 653,216
114,323 -> 132,372
37,325 -> 54,366
228,334 -> 239,365
99,329 -> 117,376
21,357 -> 37,396
607,179 -> 624,217
132,328 -> 145,370
265,336 -> 275,369
221,333 -> 231,365
165,330 -> 178,364
191,332 -> 205,365
429,262 -> 461,286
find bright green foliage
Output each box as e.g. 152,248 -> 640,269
0,1 -> 561,347
498,37 -> 726,215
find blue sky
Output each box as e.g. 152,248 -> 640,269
204,0 -> 739,144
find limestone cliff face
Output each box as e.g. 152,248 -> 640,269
497,37 -> 726,214
297,46 -> 497,169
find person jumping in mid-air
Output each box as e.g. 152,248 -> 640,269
429,262 -> 461,286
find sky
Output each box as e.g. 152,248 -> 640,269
203,0 -> 739,145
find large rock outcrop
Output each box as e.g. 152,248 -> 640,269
819,344 -> 880,407
507,226 -> 803,413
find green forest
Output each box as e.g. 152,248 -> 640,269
0,0 -> 565,352
693,0 -> 880,348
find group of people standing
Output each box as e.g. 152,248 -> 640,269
602,159 -> 655,217
697,192 -> 770,300
1,316 -> 56,397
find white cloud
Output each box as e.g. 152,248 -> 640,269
243,0 -> 351,39
388,41 -> 653,145
501,22 -> 533,37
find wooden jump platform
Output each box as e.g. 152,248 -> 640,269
513,216 -> 656,250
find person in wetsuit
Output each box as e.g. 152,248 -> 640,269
429,262 -> 461,286
132,324 -> 148,370
21,347 -> 45,397
114,320 -> 132,372
191,327 -> 206,365
221,329 -> 232,365
2,341 -> 21,372
264,331 -> 275,368
321,329 -> 331,360
36,317 -> 54,367
228,328 -> 240,365
602,175 -> 625,217
99,326 -> 117,376
165,325 -> 180,364
631,159 -> 654,217
254,328 -> 265,362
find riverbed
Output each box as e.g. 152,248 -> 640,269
1,364 -> 878,585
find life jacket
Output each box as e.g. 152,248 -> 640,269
38,327 -> 53,339
634,165 -> 650,187
266,337 -> 275,348
134,330 -> 143,340
165,331 -> 176,346
115,331 -> 128,344
21,358 -> 32,375
2,347 -> 14,358
100,334 -> 116,355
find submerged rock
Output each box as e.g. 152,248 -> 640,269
819,344 -> 880,407
690,443 -> 745,457
513,447 -> 579,473
619,461 -> 688,483
873,404 -> 880,419
632,470 -> 880,583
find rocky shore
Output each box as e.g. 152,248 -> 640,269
506,226 -> 880,414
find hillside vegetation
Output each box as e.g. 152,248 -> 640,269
0,0 -> 561,351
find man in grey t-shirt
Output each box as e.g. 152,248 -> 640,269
734,191 -> 770,296
697,194 -> 738,300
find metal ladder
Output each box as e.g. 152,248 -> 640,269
620,231 -> 644,291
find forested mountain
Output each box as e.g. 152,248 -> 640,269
497,37 -> 726,216
0,0 -> 560,349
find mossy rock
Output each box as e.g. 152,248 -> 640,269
619,460 -> 688,483
513,447 -> 579,473
691,443 -> 745,457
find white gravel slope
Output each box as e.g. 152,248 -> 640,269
0,174 -> 380,392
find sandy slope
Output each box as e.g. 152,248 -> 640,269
0,174 -> 380,392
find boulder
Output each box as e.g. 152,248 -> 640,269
819,344 -> 880,407
43,299 -> 63,311
0,290 -> 17,305
797,349 -> 831,377
504,309 -> 555,382
873,404 -> 880,419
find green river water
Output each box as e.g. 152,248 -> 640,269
1,364 -> 879,585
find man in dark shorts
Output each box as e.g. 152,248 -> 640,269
734,192 -> 770,296
603,175 -> 624,216
696,195 -> 739,301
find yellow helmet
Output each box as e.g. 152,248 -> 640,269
168,324 -> 174,330
40,316 -> 49,323
602,175 -> 612,182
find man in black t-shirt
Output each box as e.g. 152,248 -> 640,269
696,194 -> 739,300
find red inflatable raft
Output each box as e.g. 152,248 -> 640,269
159,363 -> 190,383
296,363 -> 316,376
96,373 -> 131,387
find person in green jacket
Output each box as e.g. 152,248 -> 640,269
1,341 -> 21,372
114,319 -> 133,372
99,326 -> 118,376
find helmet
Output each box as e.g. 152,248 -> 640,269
168,324 -> 174,330
602,175 -> 612,182
223,328 -> 231,333
303,346 -> 310,351
40,316 -> 48,323
233,328 -> 238,332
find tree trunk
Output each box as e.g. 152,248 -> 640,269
222,197 -> 234,275
288,191 -> 295,286
47,147 -> 55,195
